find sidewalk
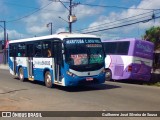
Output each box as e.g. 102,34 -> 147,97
0,64 -> 9,70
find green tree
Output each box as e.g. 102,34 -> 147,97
143,26 -> 160,50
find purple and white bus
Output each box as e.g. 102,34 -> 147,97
103,38 -> 154,81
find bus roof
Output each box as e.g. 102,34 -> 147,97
102,38 -> 154,45
9,33 -> 98,43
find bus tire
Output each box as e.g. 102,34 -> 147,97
45,71 -> 53,88
105,69 -> 112,81
19,67 -> 25,82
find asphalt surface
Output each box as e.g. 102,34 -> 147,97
0,69 -> 160,120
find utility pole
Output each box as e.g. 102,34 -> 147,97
0,21 -> 6,64
47,22 -> 53,35
69,0 -> 72,33
4,21 -> 6,64
51,0 -> 78,33
0,21 -> 6,47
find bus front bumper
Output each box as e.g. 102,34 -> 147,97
65,73 -> 105,86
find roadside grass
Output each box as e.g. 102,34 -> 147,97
143,73 -> 160,87
144,82 -> 160,87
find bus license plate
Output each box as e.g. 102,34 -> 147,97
86,77 -> 93,81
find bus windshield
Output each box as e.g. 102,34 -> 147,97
64,38 -> 104,66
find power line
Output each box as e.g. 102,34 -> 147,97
82,15 -> 160,34
4,2 -> 40,10
50,0 -> 79,33
77,10 -> 160,32
4,2 -> 65,13
79,3 -> 159,11
5,1 -> 158,22
6,1 -> 54,23
84,12 -> 160,32
75,10 -> 156,32
3,0 -> 160,35
50,1 -> 159,11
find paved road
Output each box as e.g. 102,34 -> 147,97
0,70 -> 160,120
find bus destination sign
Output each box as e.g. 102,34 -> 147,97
65,39 -> 101,44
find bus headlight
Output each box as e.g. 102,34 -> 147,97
67,71 -> 76,77
100,69 -> 106,73
99,69 -> 106,75
102,69 -> 106,73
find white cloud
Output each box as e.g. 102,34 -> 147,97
74,5 -> 104,19
4,0 -> 160,40
55,28 -> 67,34
7,30 -> 26,40
0,30 -> 27,40
84,0 -> 160,39
24,0 -> 69,35
22,0 -> 104,35
27,25 -> 48,34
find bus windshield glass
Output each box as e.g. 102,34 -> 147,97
64,38 -> 104,66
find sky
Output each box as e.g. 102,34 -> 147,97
0,0 -> 160,41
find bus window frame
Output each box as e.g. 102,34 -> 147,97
34,41 -> 43,58
17,42 -> 26,57
9,43 -> 18,57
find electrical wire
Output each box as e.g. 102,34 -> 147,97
51,1 -> 159,11
82,15 -> 160,34
79,3 -> 159,11
75,11 -> 156,32
6,1 -> 54,23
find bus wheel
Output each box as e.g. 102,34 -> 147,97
19,67 -> 25,82
105,69 -> 112,81
45,71 -> 53,88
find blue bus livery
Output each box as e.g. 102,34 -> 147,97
8,33 -> 106,88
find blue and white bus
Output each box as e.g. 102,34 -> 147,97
8,33 -> 105,87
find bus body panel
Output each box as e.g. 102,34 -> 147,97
9,56 -> 105,86
63,69 -> 105,86
33,57 -> 52,81
9,57 -> 14,75
103,38 -> 154,81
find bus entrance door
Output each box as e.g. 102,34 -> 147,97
13,57 -> 17,75
26,44 -> 34,81
53,42 -> 62,84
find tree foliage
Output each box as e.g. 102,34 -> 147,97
143,26 -> 160,50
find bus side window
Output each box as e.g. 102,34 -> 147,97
116,42 -> 129,55
17,43 -> 26,57
9,44 -> 12,56
34,42 -> 42,57
9,44 -> 17,57
42,41 -> 51,57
